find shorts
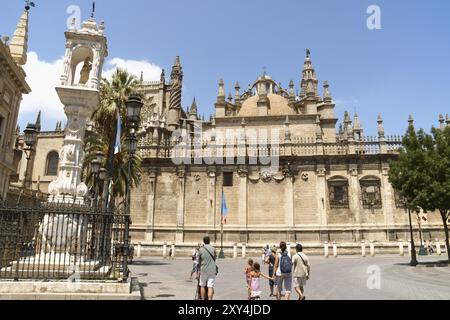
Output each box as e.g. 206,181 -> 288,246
276,273 -> 292,294
199,274 -> 216,288
293,277 -> 307,288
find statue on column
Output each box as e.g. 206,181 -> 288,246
79,57 -> 92,85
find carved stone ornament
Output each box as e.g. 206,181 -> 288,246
273,172 -> 286,182
194,174 -> 201,182
260,170 -> 274,183
207,167 -> 216,178
301,173 -> 309,181
248,171 -> 260,183
237,168 -> 248,178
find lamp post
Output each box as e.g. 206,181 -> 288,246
22,123 -> 38,190
123,94 -> 143,281
404,202 -> 419,266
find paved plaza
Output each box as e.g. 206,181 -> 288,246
130,255 -> 450,300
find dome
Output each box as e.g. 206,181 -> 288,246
238,94 -> 295,117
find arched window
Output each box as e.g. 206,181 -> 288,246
46,151 -> 59,176
328,176 -> 349,209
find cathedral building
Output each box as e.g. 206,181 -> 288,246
129,52 -> 447,248
0,7 -> 31,200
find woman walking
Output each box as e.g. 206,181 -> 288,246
273,242 -> 293,300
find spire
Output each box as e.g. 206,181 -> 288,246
408,115 -> 414,126
217,79 -> 225,101
289,80 -> 295,103
323,81 -> 332,103
446,114 -> 450,127
140,71 -> 144,83
301,49 -> 318,99
35,111 -> 41,132
227,93 -> 233,104
167,56 -> 183,130
353,113 -> 363,141
189,97 -> 198,121
377,115 -> 385,139
9,7 -> 30,65
235,82 -> 241,102
160,69 -> 165,83
439,114 -> 445,130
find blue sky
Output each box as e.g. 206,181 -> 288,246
2,0 -> 450,134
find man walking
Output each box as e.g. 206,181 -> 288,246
292,244 -> 311,300
198,236 -> 218,300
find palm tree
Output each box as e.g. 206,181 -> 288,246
85,68 -> 141,201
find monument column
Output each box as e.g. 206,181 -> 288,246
175,166 -> 186,244
237,168 -> 248,230
348,164 -> 362,241
145,168 -> 157,242
316,166 -> 328,226
381,163 -> 395,228
207,167 -> 217,230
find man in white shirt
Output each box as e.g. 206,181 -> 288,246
292,244 -> 311,301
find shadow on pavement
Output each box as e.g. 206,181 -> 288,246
130,260 -> 171,266
395,260 -> 449,267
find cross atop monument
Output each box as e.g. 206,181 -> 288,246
24,0 -> 36,11
91,1 -> 96,18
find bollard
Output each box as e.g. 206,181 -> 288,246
137,243 -> 142,258
324,242 -> 329,258
233,243 -> 238,259
435,239 -> 441,256
408,240 -> 412,256
333,242 -> 338,258
171,244 -> 176,259
163,242 -> 168,259
242,243 -> 247,259
361,241 -> 366,257
399,240 -> 404,256
370,241 -> 375,257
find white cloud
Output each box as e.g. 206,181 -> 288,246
19,53 -> 162,127
20,52 -> 64,120
103,58 -> 162,81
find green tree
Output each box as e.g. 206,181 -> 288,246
415,126 -> 450,260
85,68 -> 141,200
389,124 -> 450,261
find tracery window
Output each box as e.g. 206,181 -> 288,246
328,176 -> 349,209
360,176 -> 382,209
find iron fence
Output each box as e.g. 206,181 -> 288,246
0,198 -> 130,282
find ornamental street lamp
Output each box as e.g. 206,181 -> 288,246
22,123 -> 38,189
403,201 -> 419,267
122,94 -> 143,281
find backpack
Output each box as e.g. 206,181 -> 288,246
280,252 -> 292,274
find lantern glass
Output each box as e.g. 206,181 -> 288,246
126,94 -> 143,125
126,136 -> 138,154
99,168 -> 107,181
24,124 -> 38,148
91,159 -> 100,174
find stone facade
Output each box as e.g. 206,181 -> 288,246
0,8 -> 31,200
12,116 -> 64,195
129,53 -> 448,246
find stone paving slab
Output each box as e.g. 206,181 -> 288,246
129,255 -> 450,300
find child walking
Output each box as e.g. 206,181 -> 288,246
244,259 -> 254,299
248,263 -> 273,300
